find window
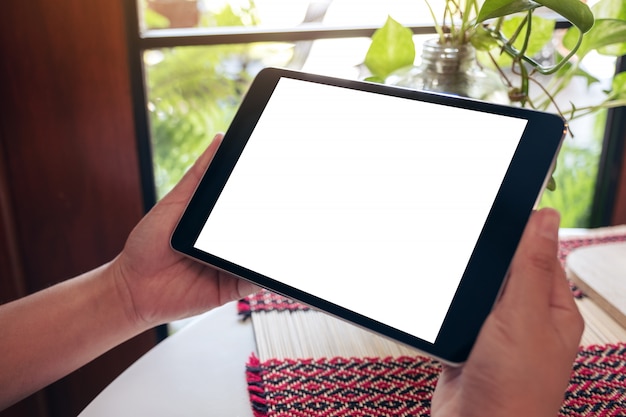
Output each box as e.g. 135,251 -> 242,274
127,0 -> 624,228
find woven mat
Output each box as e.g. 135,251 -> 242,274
558,226 -> 626,265
246,344 -> 626,417
241,227 -> 626,416
559,226 -> 626,298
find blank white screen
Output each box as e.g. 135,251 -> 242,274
194,78 -> 527,343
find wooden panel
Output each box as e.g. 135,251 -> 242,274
0,131 -> 26,304
0,1 -> 157,416
0,0 -> 143,288
0,131 -> 48,417
568,243 -> 626,328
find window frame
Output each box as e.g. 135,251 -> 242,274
591,56 -> 626,226
123,1 -> 624,226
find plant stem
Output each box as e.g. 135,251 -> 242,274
424,0 -> 445,43
565,99 -> 626,120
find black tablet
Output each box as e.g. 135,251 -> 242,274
171,67 -> 566,365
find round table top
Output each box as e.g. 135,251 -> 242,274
78,301 -> 255,417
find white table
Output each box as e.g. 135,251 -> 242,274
78,228 -> 626,415
78,301 -> 255,416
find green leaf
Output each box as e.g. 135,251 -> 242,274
597,42 -> 626,57
364,16 -> 415,80
534,0 -> 594,33
470,24 -> 500,51
563,19 -> 626,58
477,0 -> 540,23
492,15 -> 555,66
477,0 -> 594,33
592,0 -> 626,21
505,15 -> 554,56
589,0 -> 626,56
364,75 -> 385,83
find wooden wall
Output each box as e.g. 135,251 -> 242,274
0,1 -> 156,415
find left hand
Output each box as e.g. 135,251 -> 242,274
111,134 -> 258,328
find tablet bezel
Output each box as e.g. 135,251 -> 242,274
171,67 -> 566,365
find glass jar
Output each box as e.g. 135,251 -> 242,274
386,37 -> 509,104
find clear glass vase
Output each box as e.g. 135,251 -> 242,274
386,37 -> 509,104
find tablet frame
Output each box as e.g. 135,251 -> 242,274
171,67 -> 566,365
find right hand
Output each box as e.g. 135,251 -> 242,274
431,208 -> 584,417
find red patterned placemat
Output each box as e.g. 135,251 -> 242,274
241,227 -> 626,415
558,231 -> 626,266
559,229 -> 626,298
247,343 -> 626,417
238,290 -> 309,319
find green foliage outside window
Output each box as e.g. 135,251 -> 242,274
146,45 -> 254,198
145,2 -> 270,198
144,1 -> 613,227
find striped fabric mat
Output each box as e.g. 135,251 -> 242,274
247,343 -> 626,417
241,226 -> 626,416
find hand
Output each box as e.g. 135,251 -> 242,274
431,208 -> 584,417
0,134 -> 261,409
111,134 -> 258,328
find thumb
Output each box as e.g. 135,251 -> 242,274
500,208 -> 562,312
160,134 -> 224,205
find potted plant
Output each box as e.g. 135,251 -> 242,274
365,0 -> 626,121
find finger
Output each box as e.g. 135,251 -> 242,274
160,134 -> 224,204
549,242 -> 584,342
187,133 -> 224,181
550,256 -> 576,311
238,279 -> 262,299
216,271 -> 261,305
500,208 -> 562,312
